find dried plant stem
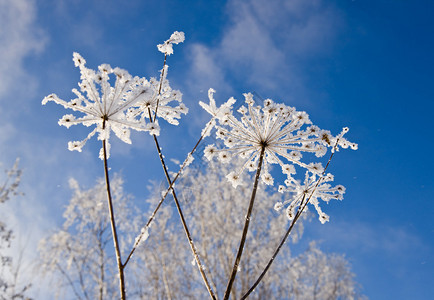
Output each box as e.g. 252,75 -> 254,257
102,135 -> 126,300
124,119 -> 214,267
240,195 -> 306,300
241,141 -> 340,299
147,109 -> 216,300
223,146 -> 266,300
124,84 -> 216,269
153,53 -> 167,120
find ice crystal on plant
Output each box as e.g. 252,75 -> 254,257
199,88 -> 236,137
157,31 -> 185,55
226,171 -> 243,188
275,171 -> 346,224
202,92 -> 353,185
134,226 -> 149,249
42,52 -> 154,159
127,65 -> 188,125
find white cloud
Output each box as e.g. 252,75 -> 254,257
309,219 -> 431,260
186,0 -> 341,99
187,44 -> 231,95
0,0 -> 47,98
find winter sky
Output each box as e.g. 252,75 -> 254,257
1,0 -> 433,298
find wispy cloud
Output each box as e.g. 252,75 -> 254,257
305,218 -> 431,266
186,0 -> 342,99
0,0 -> 47,99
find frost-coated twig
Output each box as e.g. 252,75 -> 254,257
101,120 -> 126,300
123,113 -> 214,267
240,139 -> 341,299
223,146 -> 266,300
240,195 -> 305,300
147,108 -> 217,300
153,53 -> 167,120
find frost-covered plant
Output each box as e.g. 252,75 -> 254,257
42,53 -> 156,159
203,92 -> 357,187
130,160 -> 364,299
130,32 -> 217,299
38,174 -> 141,300
127,66 -> 187,126
0,159 -> 32,300
199,91 -> 357,299
42,31 -> 217,300
41,29 -> 359,300
275,171 -> 345,224
287,242 -> 365,300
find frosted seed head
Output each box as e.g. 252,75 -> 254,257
157,31 -> 185,55
319,213 -> 330,224
226,171 -> 242,188
274,202 -> 283,212
243,92 -> 254,105
282,164 -> 295,175
68,141 -> 84,152
289,151 -> 302,161
218,151 -> 231,164
315,145 -> 327,157
58,114 -> 76,128
261,173 -> 274,185
72,52 -> 86,67
204,144 -> 217,161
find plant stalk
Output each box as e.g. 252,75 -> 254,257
240,195 -> 306,300
223,146 -> 266,300
240,138 -> 341,299
102,135 -> 126,299
123,120 -> 211,266
148,111 -> 216,300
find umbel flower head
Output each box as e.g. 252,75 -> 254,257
275,171 -> 346,224
157,31 -> 185,55
127,65 -> 188,126
202,92 -> 357,187
199,88 -> 236,137
42,53 -> 156,159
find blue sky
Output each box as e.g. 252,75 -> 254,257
0,0 -> 433,299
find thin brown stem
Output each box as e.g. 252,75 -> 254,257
153,53 -> 167,120
147,108 -> 216,299
123,115 -> 212,268
241,138 -> 342,299
223,146 -> 266,300
101,126 -> 126,299
240,195 -> 306,300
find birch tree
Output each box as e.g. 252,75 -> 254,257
0,159 -> 32,300
38,175 -> 138,300
38,160 -> 364,299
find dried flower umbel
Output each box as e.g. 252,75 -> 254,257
42,53 -> 155,159
127,65 -> 188,127
276,171 -> 346,224
202,92 -> 357,187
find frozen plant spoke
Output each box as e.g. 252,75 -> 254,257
276,171 -> 346,224
42,52 -> 155,159
202,93 -> 357,187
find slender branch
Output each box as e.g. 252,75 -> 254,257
146,108 -> 217,300
240,195 -> 306,300
153,53 -> 167,120
240,138 -> 342,299
124,115 -> 214,267
55,262 -> 85,300
101,118 -> 126,300
223,146 -> 266,300
98,230 -> 105,300
125,53 -> 217,298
